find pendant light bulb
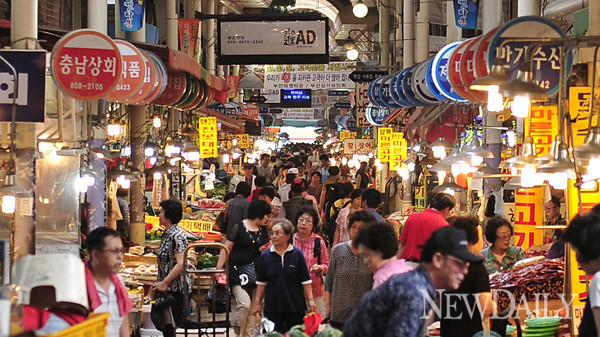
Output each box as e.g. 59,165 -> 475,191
353,0 -> 369,18
487,85 -> 503,112
511,95 -> 531,118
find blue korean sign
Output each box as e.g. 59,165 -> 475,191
391,70 -> 410,107
401,65 -> 425,106
120,0 -> 146,32
428,41 -> 465,101
209,102 -> 227,115
0,50 -> 46,123
453,0 -> 479,30
365,103 -> 390,126
487,16 -> 570,97
379,75 -> 403,109
368,76 -> 386,108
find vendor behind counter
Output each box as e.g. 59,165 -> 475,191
480,216 -> 526,274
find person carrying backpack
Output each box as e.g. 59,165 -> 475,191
323,182 -> 354,247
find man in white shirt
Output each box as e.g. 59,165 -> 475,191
85,227 -> 133,337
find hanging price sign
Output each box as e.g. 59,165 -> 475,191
198,117 -> 218,158
377,128 -> 392,162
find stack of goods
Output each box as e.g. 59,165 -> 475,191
522,316 -> 562,337
489,259 -> 564,310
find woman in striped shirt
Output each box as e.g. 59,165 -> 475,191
292,207 -> 330,316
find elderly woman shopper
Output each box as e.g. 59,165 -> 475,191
480,215 -> 526,274
325,210 -> 376,330
215,200 -> 272,337
254,219 -> 316,333
154,199 -> 192,337
352,221 -> 411,289
292,207 -> 330,315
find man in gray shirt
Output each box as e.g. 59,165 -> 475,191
256,154 -> 274,183
227,182 -> 251,230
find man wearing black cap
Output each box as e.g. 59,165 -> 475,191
343,226 -> 482,337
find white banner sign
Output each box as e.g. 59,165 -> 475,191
220,21 -> 327,56
343,139 -> 375,154
264,62 -> 356,90
281,108 -> 315,119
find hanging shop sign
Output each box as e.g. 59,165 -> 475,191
349,70 -> 389,83
428,41 -> 465,101
105,40 -> 146,102
566,179 -> 600,332
337,114 -> 356,131
459,35 -> 486,103
377,127 -> 392,162
153,71 -> 187,106
447,38 -> 480,102
343,138 -> 375,155
411,61 -> 438,105
390,70 -> 410,106
400,65 -> 425,106
525,106 -> 558,155
120,0 -> 146,31
569,87 -> 597,146
389,132 -> 407,170
263,62 -> 355,90
240,103 -> 260,120
176,77 -> 201,109
365,103 -> 390,126
487,16 -> 570,97
355,82 -> 371,127
513,187 -> 544,249
234,134 -> 250,148
178,19 -> 200,56
281,108 -> 315,119
218,15 -> 329,65
0,50 -> 46,123
134,52 -> 167,105
198,117 -> 218,158
125,50 -> 158,104
227,75 -> 240,99
368,76 -> 386,108
415,182 -> 427,211
379,75 -> 403,109
340,131 -> 356,141
51,29 -> 122,101
473,27 -> 500,79
452,0 -> 479,29
225,102 -> 242,117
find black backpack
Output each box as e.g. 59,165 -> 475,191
325,199 -> 351,247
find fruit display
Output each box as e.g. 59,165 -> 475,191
145,223 -> 164,240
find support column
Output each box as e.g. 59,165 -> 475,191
185,0 -> 196,18
517,0 -> 541,17
395,0 -> 403,65
217,4 -> 227,77
446,1 -> 461,43
482,0 -> 502,34
194,0 -> 203,63
378,0 -> 391,67
166,0 -> 178,50
206,0 -> 216,75
88,0 -> 107,33
402,0 -> 414,68
114,0 -> 126,38
415,0 -> 429,62
11,0 -> 37,260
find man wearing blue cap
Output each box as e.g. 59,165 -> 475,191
343,226 -> 482,337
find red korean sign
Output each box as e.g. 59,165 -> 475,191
105,40 -> 146,102
227,75 -> 240,99
458,35 -> 486,103
125,50 -> 157,104
51,29 -> 122,101
153,71 -> 187,106
474,27 -> 500,79
525,106 -> 558,156
448,38 -> 479,102
135,52 -> 167,105
241,103 -> 259,119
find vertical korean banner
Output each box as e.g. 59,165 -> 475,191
520,105 -> 557,243
178,19 -> 199,56
513,187 -> 544,249
415,182 -> 427,211
227,76 -> 240,99
567,87 -> 600,332
198,117 -> 218,158
356,82 -> 371,127
378,128 -> 392,162
120,0 -> 146,31
389,132 -> 407,170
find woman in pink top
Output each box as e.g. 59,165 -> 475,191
333,189 -> 363,247
292,206 -> 330,315
353,221 -> 412,288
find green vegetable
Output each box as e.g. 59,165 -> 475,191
258,332 -> 284,337
315,328 -> 342,337
197,253 -> 219,269
285,330 -> 309,337
289,324 -> 305,332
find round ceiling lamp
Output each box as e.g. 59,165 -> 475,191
353,0 -> 368,18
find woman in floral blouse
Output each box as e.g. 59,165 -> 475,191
480,216 -> 526,274
154,199 -> 192,337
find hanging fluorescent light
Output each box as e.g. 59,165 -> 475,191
107,118 -> 124,137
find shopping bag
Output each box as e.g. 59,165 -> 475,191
303,311 -> 322,336
252,316 -> 275,336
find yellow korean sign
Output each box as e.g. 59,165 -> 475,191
513,187 -> 544,249
415,182 -> 427,211
235,134 -> 250,148
198,117 -> 218,158
145,215 -> 214,233
525,106 -> 558,156
569,87 -> 598,147
377,128 -> 392,162
566,180 -> 600,332
340,131 -> 357,141
389,132 -> 407,170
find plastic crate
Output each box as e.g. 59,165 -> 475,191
42,313 -> 110,337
